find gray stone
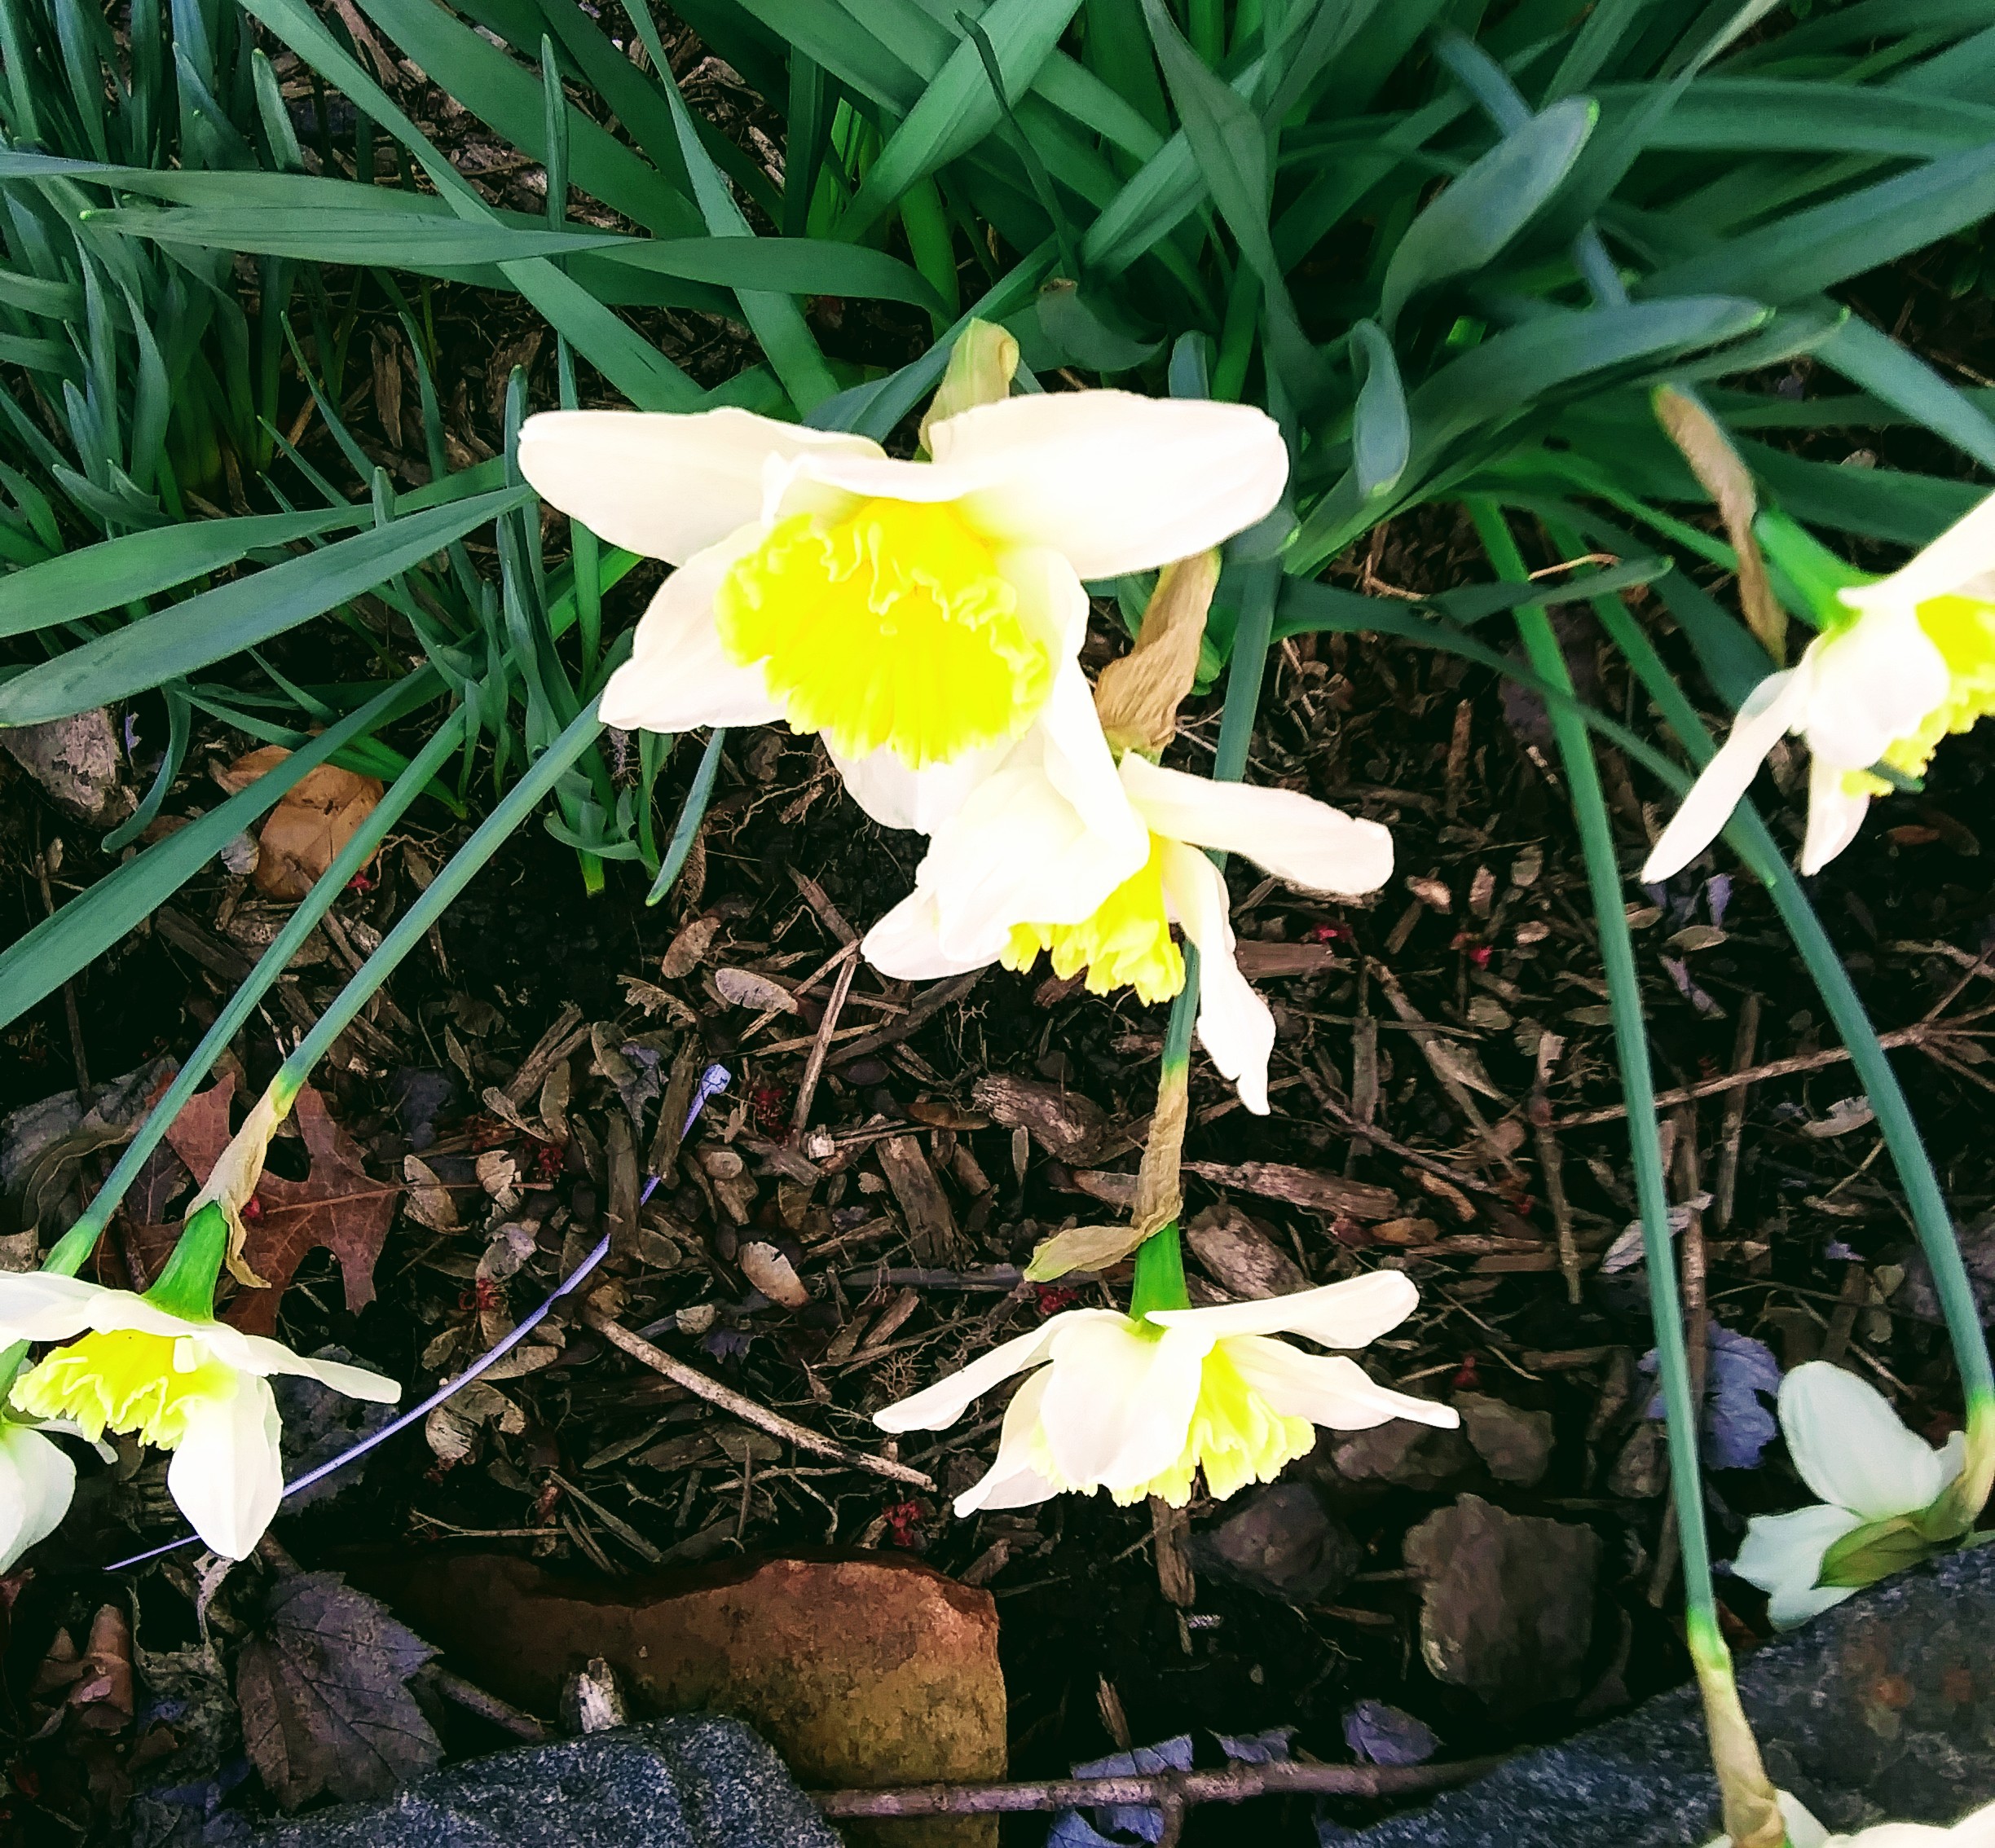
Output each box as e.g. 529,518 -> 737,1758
1321,1542 -> 1995,1846
1403,1495 -> 1599,1704
1326,1418 -> 1473,1489
1456,1393 -> 1555,1487
246,1714 -> 841,1848
1191,1481 -> 1362,1604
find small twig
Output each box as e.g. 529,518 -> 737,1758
1367,960 -> 1523,1178
582,1308 -> 936,1491
813,1755 -> 1504,1819
829,969 -> 983,1067
1713,992 -> 1760,1232
1651,1106 -> 1707,1609
1552,1020 -> 1957,1128
1301,1063 -> 1511,1199
790,945 -> 860,1140
416,1664 -> 548,1741
1528,1032 -> 1580,1306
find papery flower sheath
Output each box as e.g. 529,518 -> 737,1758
1,1208 -> 398,1560
861,706 -> 1392,1113
874,1271 -> 1454,1516
1732,1361 -> 1963,1629
516,393 -> 1288,778
1645,495 -> 1995,880
0,1416 -> 76,1572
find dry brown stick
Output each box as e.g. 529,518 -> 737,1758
1368,959 -> 1523,1178
1552,1020 -> 1953,1128
789,947 -> 859,1140
813,1755 -> 1504,1819
1712,992 -> 1760,1232
34,840 -> 89,1090
1303,1063 -> 1511,1199
416,1664 -> 548,1742
830,969 -> 984,1067
1650,1107 -> 1707,1610
1528,1032 -> 1581,1305
582,1308 -> 936,1491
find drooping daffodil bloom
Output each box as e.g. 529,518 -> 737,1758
1732,1361 -> 1964,1629
2,1205 -> 398,1560
0,1415 -> 78,1571
874,1270 -> 1455,1516
1711,1792 -> 1995,1847
1645,498 -> 1995,881
517,393 -> 1289,784
860,683 -> 1393,1112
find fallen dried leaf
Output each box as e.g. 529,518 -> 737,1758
739,1240 -> 809,1309
218,746 -> 385,902
137,1075 -> 396,1335
235,1555 -> 440,1806
712,966 -> 799,1014
660,913 -> 721,980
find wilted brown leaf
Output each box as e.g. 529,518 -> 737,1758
130,1074 -> 397,1335
236,1555 -> 439,1806
218,746 -> 385,901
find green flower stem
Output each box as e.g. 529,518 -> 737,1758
141,1202 -> 230,1322
1131,557 -> 1280,1297
44,708 -> 469,1283
646,726 -> 726,906
1470,502 -> 1782,1847
1558,531 -> 1995,1516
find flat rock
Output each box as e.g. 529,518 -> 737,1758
1322,1542 -> 1995,1846
368,1553 -> 1004,1848
244,1714 -> 839,1848
1455,1394 -> 1554,1487
1403,1495 -> 1598,1704
1191,1481 -> 1361,1603
1324,1419 -> 1472,1490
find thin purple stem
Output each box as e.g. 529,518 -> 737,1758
106,1066 -> 729,1572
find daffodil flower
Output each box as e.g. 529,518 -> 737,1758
1645,497 -> 1995,881
0,1206 -> 398,1560
874,1271 -> 1454,1516
1732,1362 -> 1963,1629
1712,1793 -> 1995,1847
861,697 -> 1392,1112
0,1416 -> 77,1572
516,393 -> 1288,779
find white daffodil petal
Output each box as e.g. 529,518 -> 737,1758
1037,1316 -> 1206,1489
1799,755 -> 1873,877
828,740 -> 1005,834
232,1335 -> 400,1403
1801,604 -> 1949,772
166,1373 -> 284,1561
861,893 -> 993,982
517,409 -> 881,565
599,529 -> 786,734
1157,839 -> 1274,1114
953,1369 -> 1061,1517
1222,1337 -> 1456,1432
1842,493 -> 1995,615
0,1424 -> 74,1570
997,543 -> 1092,663
1118,757 -> 1394,896
873,1314 -> 1105,1432
0,1272 -> 112,1344
1779,1362 -> 1953,1521
929,391 -> 1291,580
829,644 -> 1102,838
1642,670 -> 1808,882
1147,1270 -> 1419,1348
1732,1502 -> 1866,1629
